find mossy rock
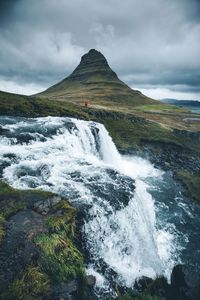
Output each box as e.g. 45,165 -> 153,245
176,171 -> 200,202
46,200 -> 76,239
1,266 -> 49,300
34,198 -> 86,284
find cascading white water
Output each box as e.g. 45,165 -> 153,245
0,116 -> 180,295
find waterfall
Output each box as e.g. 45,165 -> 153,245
0,116 -> 179,294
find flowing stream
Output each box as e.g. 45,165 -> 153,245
0,116 -> 200,297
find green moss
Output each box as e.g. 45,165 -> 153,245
0,91 -> 89,119
0,180 -> 17,196
46,200 -> 76,239
176,171 -> 200,202
34,199 -> 86,283
2,266 -> 49,300
35,233 -> 85,282
0,179 -> 57,203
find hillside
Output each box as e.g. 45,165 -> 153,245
39,49 -> 156,108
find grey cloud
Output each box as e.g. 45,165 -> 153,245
0,0 -> 199,96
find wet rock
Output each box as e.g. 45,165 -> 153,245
135,276 -> 168,298
134,276 -> 154,291
0,126 -> 9,135
33,195 -> 62,215
0,210 -> 45,293
51,280 -> 78,300
51,279 -> 98,300
87,275 -> 96,287
170,264 -> 200,300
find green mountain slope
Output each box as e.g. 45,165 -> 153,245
39,49 -> 156,107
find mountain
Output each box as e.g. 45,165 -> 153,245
39,49 -> 156,107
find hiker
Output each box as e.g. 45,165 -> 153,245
84,100 -> 89,108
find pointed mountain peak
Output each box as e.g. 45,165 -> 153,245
70,48 -> 115,79
41,48 -> 156,107
81,49 -> 108,65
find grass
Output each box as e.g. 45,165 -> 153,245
0,181 -> 87,297
35,233 -> 85,282
135,104 -> 188,113
0,180 -> 56,244
2,266 -> 49,300
0,91 -> 89,119
0,180 -> 52,199
46,200 -> 76,239
176,171 -> 200,202
101,117 -> 185,151
34,199 -> 86,283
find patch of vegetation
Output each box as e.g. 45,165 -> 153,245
35,199 -> 86,283
0,91 -> 89,119
0,179 -> 57,203
107,291 -> 164,300
0,180 -> 87,296
46,200 -> 76,239
0,181 -> 28,243
35,233 -> 85,282
135,104 -> 188,113
101,117 -> 184,151
176,171 -> 200,202
0,180 -> 57,244
2,266 -> 49,300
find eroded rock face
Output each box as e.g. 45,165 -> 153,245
0,210 -> 45,293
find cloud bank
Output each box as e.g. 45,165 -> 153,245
0,0 -> 199,99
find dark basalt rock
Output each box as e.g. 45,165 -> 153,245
0,210 -> 45,293
134,265 -> 200,300
173,128 -> 200,141
87,275 -> 96,287
170,264 -> 200,300
50,280 -> 78,300
33,195 -> 62,215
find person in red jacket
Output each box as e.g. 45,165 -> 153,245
84,100 -> 89,108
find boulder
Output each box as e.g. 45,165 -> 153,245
33,196 -> 61,215
170,264 -> 200,300
87,275 -> 96,287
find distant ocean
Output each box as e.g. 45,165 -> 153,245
161,99 -> 200,114
185,106 -> 200,114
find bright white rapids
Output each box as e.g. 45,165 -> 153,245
0,116 -> 179,292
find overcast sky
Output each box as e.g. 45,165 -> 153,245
0,0 -> 200,100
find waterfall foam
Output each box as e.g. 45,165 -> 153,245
0,116 -> 181,294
